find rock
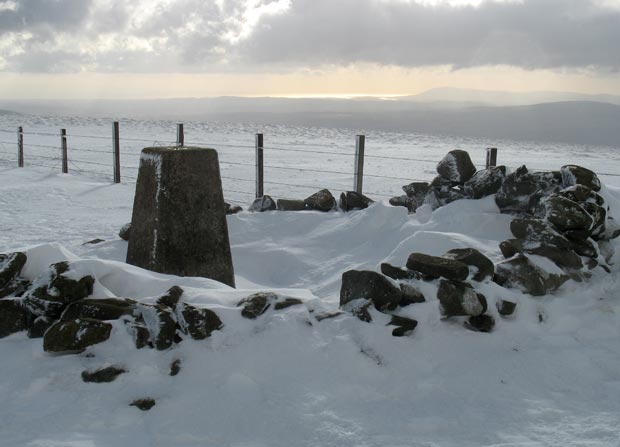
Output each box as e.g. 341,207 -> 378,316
443,248 -> 494,282
0,277 -> 30,299
436,150 -> 476,183
224,202 -> 243,215
27,316 -> 54,338
156,286 -> 184,310
402,182 -> 430,204
510,219 -> 571,249
130,398 -> 156,411
0,252 -> 27,292
314,311 -> 344,322
339,270 -> 402,312
82,238 -> 105,245
274,297 -> 304,310
170,359 -> 181,376
387,315 -> 418,337
406,253 -> 469,281
399,284 -> 425,306
499,239 -> 519,259
21,262 -> 95,320
496,300 -> 517,316
61,298 -> 137,321
499,238 -> 583,270
43,318 -> 112,353
558,185 -> 594,203
582,202 -> 607,237
465,315 -> 495,333
339,191 -> 373,211
249,195 -> 277,212
304,189 -> 337,212
600,217 -> 620,241
342,298 -> 373,323
463,166 -> 506,199
423,184 -> 467,210
561,165 -> 601,192
380,263 -> 420,281
276,199 -> 306,211
118,223 -> 131,241
81,366 -> 127,383
494,255 -> 569,296
566,236 -> 598,258
238,292 -> 276,319
437,280 -> 487,317
126,147 -> 236,288
126,322 -> 151,349
0,299 -> 28,338
176,303 -> 223,340
137,304 -> 177,350
495,166 -> 561,213
544,196 -> 593,233
389,195 -> 417,213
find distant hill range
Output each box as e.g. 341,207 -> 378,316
2,89 -> 620,147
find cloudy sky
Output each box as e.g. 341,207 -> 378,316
1,0 -> 619,98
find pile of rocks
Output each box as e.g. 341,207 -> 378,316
249,189 -> 374,213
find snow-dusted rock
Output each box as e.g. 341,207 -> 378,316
544,195 -> 593,233
276,198 -> 306,211
304,189 -> 337,212
496,300 -> 517,317
238,292 -> 276,319
380,263 -> 420,281
406,253 -> 470,281
387,315 -> 418,337
61,298 -> 137,322
0,252 -> 27,294
499,239 -> 583,270
175,303 -> 223,340
463,166 -> 506,199
561,165 -> 601,192
494,255 -> 569,296
436,150 -> 476,183
436,280 -> 487,317
398,283 -> 426,306
443,248 -> 494,282
339,191 -> 374,212
340,270 -> 402,311
0,299 -> 28,338
81,366 -> 127,383
465,315 -> 495,333
118,223 -> 131,241
43,318 -> 112,353
389,195 -> 417,213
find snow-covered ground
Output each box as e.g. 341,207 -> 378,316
1,115 -> 620,447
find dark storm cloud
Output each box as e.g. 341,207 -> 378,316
1,0 -> 619,72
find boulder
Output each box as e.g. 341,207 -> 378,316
342,298 -> 373,323
175,303 -> 223,340
443,248 -> 494,282
494,255 -> 569,296
248,195 -> 277,212
406,253 -> 469,281
277,199 -> 306,211
156,285 -> 184,309
339,270 -> 402,312
81,366 -> 127,383
544,196 -> 593,233
582,202 -> 606,237
238,292 -> 276,319
436,150 -> 476,183
0,277 -> 30,299
399,284 -> 426,306
339,191 -> 373,212
119,223 -> 131,241
465,315 -> 495,333
402,182 -> 430,204
499,239 -> 583,270
380,263 -> 420,281
224,202 -> 243,215
510,219 -> 571,248
463,166 -> 506,199
27,316 -> 54,339
561,165 -> 601,192
0,299 -> 28,338
60,298 -> 137,321
0,252 -> 27,291
274,297 -> 304,310
136,304 -> 177,350
126,322 -> 152,349
558,185 -> 594,203
43,318 -> 112,353
387,315 -> 418,337
495,166 -> 561,213
130,398 -> 156,411
496,300 -> 517,316
389,195 -> 417,213
437,280 -> 487,317
304,189 -> 336,212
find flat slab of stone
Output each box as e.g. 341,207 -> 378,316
126,147 -> 235,288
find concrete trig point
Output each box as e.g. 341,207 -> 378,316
126,147 -> 235,288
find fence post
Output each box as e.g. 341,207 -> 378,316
354,135 -> 365,194
113,121 -> 121,183
17,126 -> 23,167
61,129 -> 68,174
255,133 -> 264,198
176,123 -> 184,147
486,147 -> 497,169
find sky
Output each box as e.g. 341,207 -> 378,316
0,0 -> 620,99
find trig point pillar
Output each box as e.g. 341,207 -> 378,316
126,147 -> 235,288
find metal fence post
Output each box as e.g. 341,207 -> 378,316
113,121 -> 121,183
177,123 -> 184,147
17,126 -> 23,167
255,133 -> 264,198
486,147 -> 497,169
354,135 -> 365,194
61,129 -> 68,174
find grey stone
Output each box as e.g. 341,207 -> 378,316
238,292 -> 276,319
130,398 -> 156,411
156,286 -> 184,310
118,223 -> 131,241
583,202 -> 607,237
510,219 -> 571,248
406,253 -> 469,281
0,277 -> 30,299
444,248 -> 494,282
496,300 -> 517,316
43,318 -> 112,354
339,191 -> 374,211
61,298 -> 137,321
27,316 -> 54,339
126,147 -> 235,288
463,166 -> 506,199
274,297 -> 304,310
304,189 -> 337,212
389,195 -> 417,213
176,303 -> 223,340
224,202 -> 243,215
402,182 -> 430,203
380,263 -> 420,281
436,150 -> 476,183
399,283 -> 426,306
544,196 -> 593,233
82,238 -> 105,245
249,195 -> 277,212
339,270 -> 402,312
561,165 -> 601,192
170,359 -> 181,376
494,255 -> 569,296
465,315 -> 495,333
82,366 -> 127,383
0,252 -> 27,292
0,299 -> 28,338
136,304 -> 177,350
437,280 -> 487,317
499,238 -> 583,270
387,315 -> 418,337
342,298 -> 373,323
277,199 -> 306,211
495,166 -> 561,214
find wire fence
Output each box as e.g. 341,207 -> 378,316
1,122 -> 620,206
